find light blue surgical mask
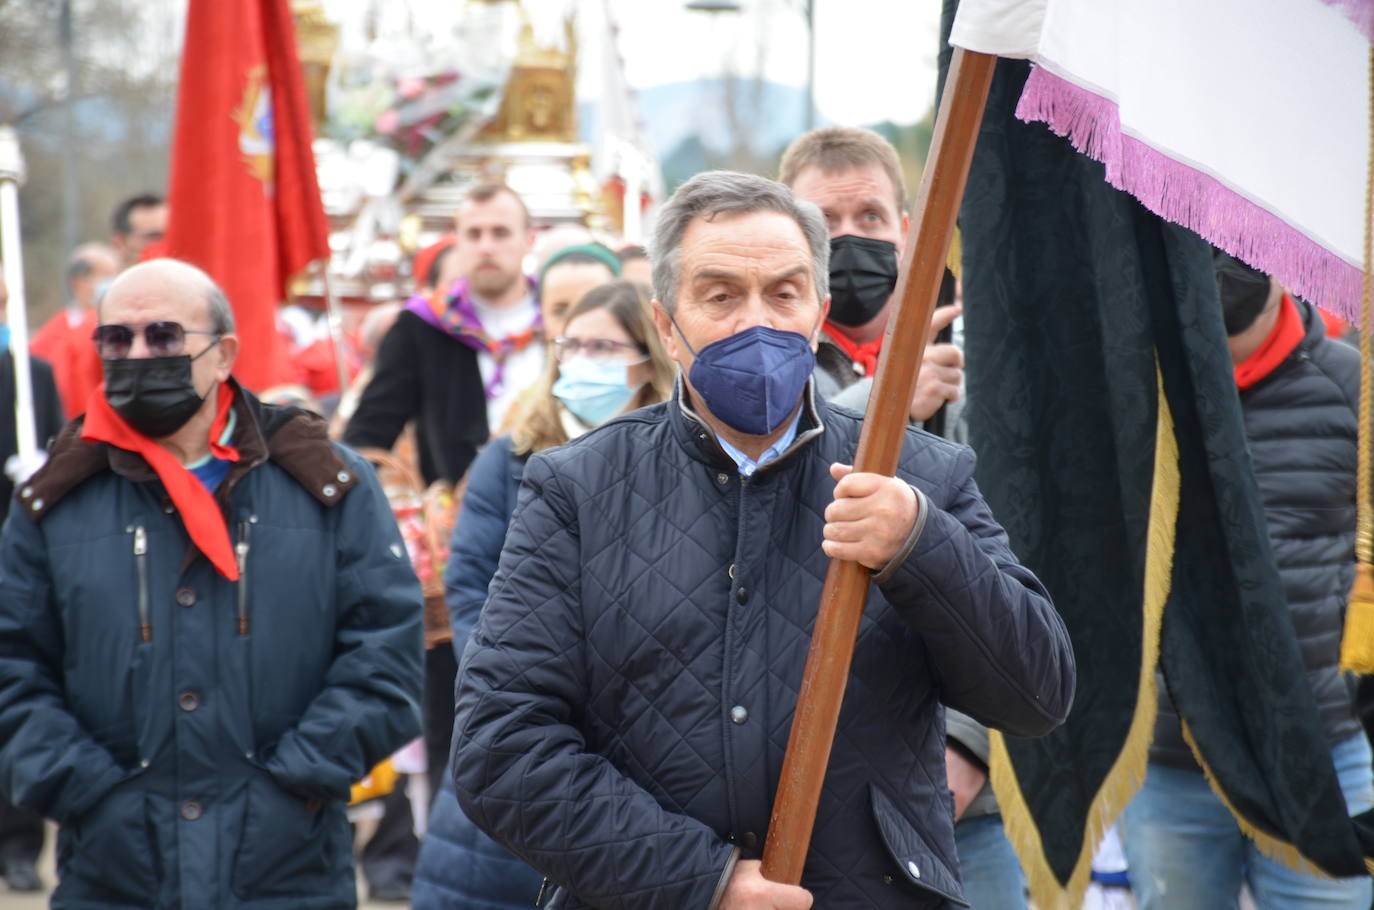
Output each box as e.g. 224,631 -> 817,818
553,357 -> 642,427
0,325 -> 9,351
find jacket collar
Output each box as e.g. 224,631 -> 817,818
670,375 -> 826,474
16,379 -> 358,523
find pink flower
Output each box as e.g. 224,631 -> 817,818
398,77 -> 426,99
375,109 -> 399,135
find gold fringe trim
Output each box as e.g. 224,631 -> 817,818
1348,43 -> 1374,670
989,358 -> 1180,910
1177,720 -> 1332,879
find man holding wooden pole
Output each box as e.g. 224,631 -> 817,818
451,169 -> 1075,909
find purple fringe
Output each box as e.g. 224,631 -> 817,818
1317,0 -> 1374,42
1015,66 -> 1364,325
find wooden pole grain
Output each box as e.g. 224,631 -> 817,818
761,47 -> 998,885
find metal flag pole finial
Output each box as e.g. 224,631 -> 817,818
0,125 -> 41,485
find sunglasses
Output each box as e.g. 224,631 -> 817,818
93,322 -> 221,360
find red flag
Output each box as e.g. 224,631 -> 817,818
165,0 -> 330,392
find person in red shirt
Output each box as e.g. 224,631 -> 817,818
30,243 -> 119,419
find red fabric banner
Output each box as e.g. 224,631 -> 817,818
164,0 -> 330,392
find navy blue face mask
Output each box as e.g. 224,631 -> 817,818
673,321 -> 816,436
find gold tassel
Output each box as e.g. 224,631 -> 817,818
1350,45 -> 1374,673
1341,563 -> 1374,672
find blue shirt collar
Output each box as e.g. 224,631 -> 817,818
715,408 -> 803,477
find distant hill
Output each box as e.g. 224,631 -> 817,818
580,79 -> 935,191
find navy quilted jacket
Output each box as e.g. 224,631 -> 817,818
0,392 -> 424,909
453,385 -> 1075,909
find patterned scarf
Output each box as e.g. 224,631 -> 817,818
405,275 -> 542,400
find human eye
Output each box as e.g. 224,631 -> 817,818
863,210 -> 883,223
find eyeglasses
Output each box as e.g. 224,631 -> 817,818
552,336 -> 646,363
92,322 -> 221,360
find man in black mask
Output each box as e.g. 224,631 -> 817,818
781,127 -> 1019,909
780,127 -> 964,425
0,258 -> 424,907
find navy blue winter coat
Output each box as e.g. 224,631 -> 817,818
412,434 -> 544,910
453,384 -> 1075,909
0,388 -> 424,909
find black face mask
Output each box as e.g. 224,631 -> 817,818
1214,250 -> 1272,335
828,235 -> 899,328
103,347 -> 216,438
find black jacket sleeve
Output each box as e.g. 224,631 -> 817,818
452,453 -> 737,910
342,314 -> 423,453
880,445 -> 1076,737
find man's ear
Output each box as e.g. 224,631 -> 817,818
812,295 -> 831,349
215,334 -> 240,382
651,300 -> 681,365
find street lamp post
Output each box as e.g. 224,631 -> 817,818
803,0 -> 814,130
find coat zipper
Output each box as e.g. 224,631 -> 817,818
132,526 -> 150,643
236,519 -> 251,635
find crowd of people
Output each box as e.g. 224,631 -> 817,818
0,124 -> 1366,910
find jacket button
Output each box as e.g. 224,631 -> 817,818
727,564 -> 736,580
716,472 -> 729,485
730,705 -> 748,725
883,874 -> 894,885
180,800 -> 202,821
736,587 -> 748,605
907,860 -> 921,879
175,587 -> 196,607
178,690 -> 200,712
337,471 -> 351,483
741,831 -> 758,849
322,483 -> 337,497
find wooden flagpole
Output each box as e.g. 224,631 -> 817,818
761,46 -> 998,885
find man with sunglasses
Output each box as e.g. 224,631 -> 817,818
0,258 -> 424,907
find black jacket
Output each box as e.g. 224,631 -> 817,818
1151,300 -> 1362,767
342,309 -> 489,484
453,384 -> 1075,909
0,351 -> 64,517
0,387 -> 424,908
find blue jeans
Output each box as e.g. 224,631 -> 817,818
1120,734 -> 1374,910
955,813 -> 1027,910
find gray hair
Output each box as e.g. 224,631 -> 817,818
207,281 -> 235,335
649,171 -> 830,313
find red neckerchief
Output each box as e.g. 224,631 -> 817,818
823,321 -> 883,377
81,382 -> 241,579
1235,295 -> 1304,391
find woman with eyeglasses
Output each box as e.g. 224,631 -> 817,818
410,280 -> 675,910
